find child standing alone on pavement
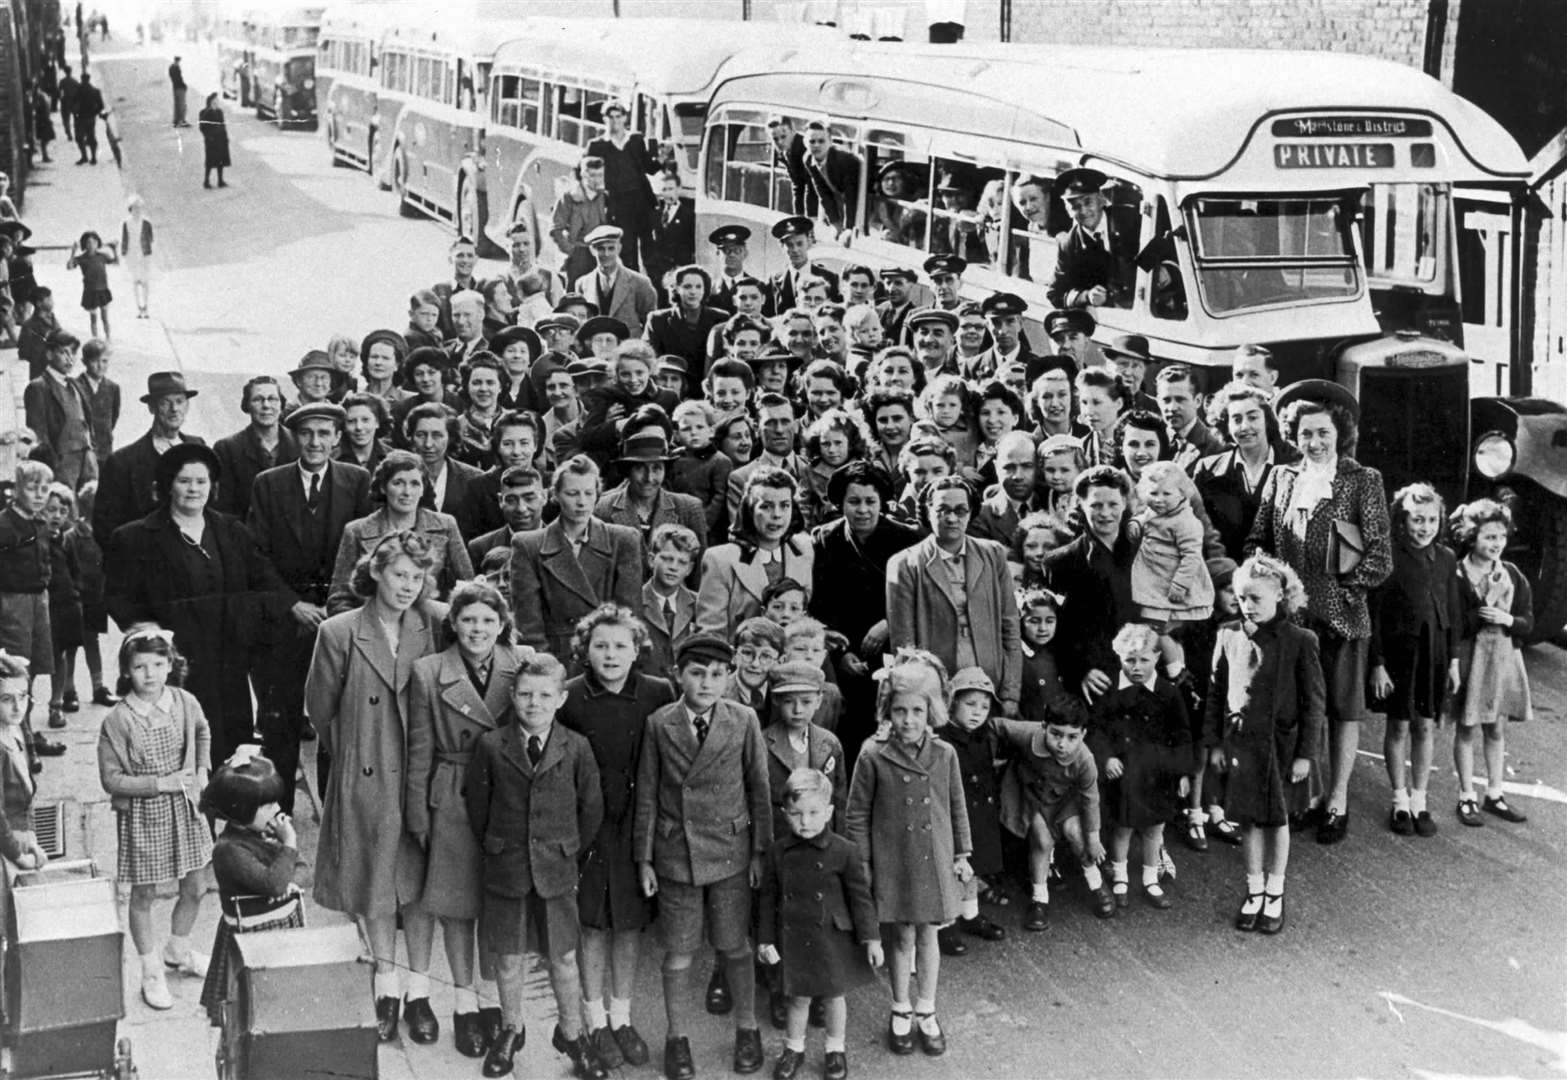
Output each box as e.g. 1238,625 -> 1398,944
1205,554 -> 1324,936
96,626 -> 213,1009
1447,499 -> 1534,828
1369,483 -> 1461,838
67,230 -> 118,341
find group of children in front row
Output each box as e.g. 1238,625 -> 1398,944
0,478 -> 1524,1080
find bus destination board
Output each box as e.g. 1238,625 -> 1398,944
1275,143 -> 1395,169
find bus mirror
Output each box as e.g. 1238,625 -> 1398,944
1170,224 -> 1188,243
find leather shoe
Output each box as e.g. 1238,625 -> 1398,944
705,966 -> 732,1015
1258,893 -> 1286,935
1209,818 -> 1242,845
1234,893 -> 1263,932
958,914 -> 1006,941
733,1026 -> 764,1074
1483,795 -> 1528,823
479,1006 -> 503,1050
887,1012 -> 915,1055
1414,810 -> 1438,837
1144,882 -> 1173,910
554,1025 -> 609,1080
482,1027 -> 526,1077
768,984 -> 789,1029
823,1050 -> 848,1080
935,926 -> 968,956
404,996 -> 439,1044
30,734 -> 66,756
375,996 -> 400,1042
1390,808 -> 1414,835
454,1011 -> 486,1058
1456,798 -> 1484,827
1316,809 -> 1348,845
612,1024 -> 649,1067
590,1026 -> 623,1069
664,1035 -> 696,1080
92,687 -> 118,707
915,1013 -> 946,1056
1023,899 -> 1049,931
1092,883 -> 1116,919
772,1046 -> 803,1080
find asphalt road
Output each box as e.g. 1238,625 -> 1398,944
26,40 -> 1567,1080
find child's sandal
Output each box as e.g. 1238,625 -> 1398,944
1184,820 -> 1208,851
978,881 -> 1009,906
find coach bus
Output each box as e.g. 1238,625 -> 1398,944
698,43 -> 1567,639
212,4 -> 251,106
247,5 -> 323,125
316,2 -> 387,170
481,18 -> 836,261
372,18 -> 528,226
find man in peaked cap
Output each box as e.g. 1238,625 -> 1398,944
1045,167 -> 1141,311
963,291 -> 1047,383
1044,307 -> 1103,376
709,225 -> 768,315
767,216 -> 838,317
573,224 -> 658,337
93,371 -> 206,545
924,253 -> 967,312
876,266 -> 919,346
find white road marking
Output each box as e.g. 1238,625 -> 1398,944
1354,751 -> 1567,803
1378,991 -> 1567,1074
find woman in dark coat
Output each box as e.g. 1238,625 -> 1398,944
199,92 -> 230,188
556,604 -> 674,1067
105,442 -> 292,767
643,266 -> 729,390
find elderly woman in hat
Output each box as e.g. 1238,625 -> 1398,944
104,442 -> 292,766
290,350 -> 348,409
488,325 -> 544,413
1247,380 -> 1392,846
585,99 -> 661,271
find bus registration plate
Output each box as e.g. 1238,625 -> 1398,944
1275,143 -> 1395,169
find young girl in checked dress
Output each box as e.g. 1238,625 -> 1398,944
96,626 -> 212,1010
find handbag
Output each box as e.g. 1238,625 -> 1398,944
1327,519 -> 1364,576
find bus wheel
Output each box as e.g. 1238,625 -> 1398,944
394,149 -> 417,217
1507,480 -> 1567,644
460,178 -> 498,257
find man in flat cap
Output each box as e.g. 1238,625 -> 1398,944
249,401 -> 372,808
93,371 -> 205,545
767,216 -> 838,318
1046,167 -> 1140,311
908,307 -> 960,381
574,224 -> 658,337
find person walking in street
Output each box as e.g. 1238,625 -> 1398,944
30,79 -> 54,163
168,56 -> 188,127
120,194 -> 153,318
199,93 -> 230,189
73,71 -> 104,165
57,64 -> 78,142
67,230 -> 117,341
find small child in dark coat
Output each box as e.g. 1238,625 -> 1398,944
758,768 -> 881,1080
936,666 -> 1008,955
1017,587 -> 1073,724
668,400 -> 733,540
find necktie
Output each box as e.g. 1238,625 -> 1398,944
664,598 -> 676,626
693,713 -> 709,747
307,471 -> 320,511
526,734 -> 542,765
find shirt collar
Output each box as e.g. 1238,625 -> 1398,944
125,688 -> 174,717
939,539 -> 967,561
1118,671 -> 1156,691
45,367 -> 69,386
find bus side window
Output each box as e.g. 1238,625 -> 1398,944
519,77 -> 542,134
495,74 -> 520,129
929,158 -> 1002,269
1007,172 -> 1057,283
726,122 -> 776,210
864,131 -> 927,252
557,84 -> 584,146
580,90 -> 607,145
703,124 -> 726,201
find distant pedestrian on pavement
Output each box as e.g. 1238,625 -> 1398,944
57,64 -> 78,141
199,93 -> 229,189
120,194 -> 153,318
168,56 -> 187,127
67,230 -> 117,340
30,80 -> 54,162
73,72 -> 104,165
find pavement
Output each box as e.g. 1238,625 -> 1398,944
9,32 -> 1567,1080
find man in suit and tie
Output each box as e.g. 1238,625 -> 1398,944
969,431 -> 1047,546
961,291 -> 1046,384
766,216 -> 838,318
1155,361 -> 1225,472
725,394 -> 807,535
23,329 -> 97,491
444,289 -> 489,366
875,266 -> 918,346
466,463 -> 547,573
644,173 -> 695,302
248,402 -> 373,810
212,376 -> 297,519
93,371 -> 205,546
1046,167 -> 1141,311
707,225 -> 765,315
573,225 -> 658,337
767,116 -> 815,220
1043,307 -> 1102,377
801,120 -> 860,233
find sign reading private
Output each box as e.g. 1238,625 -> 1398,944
1274,143 -> 1395,169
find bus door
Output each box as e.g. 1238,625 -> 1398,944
1455,189 -> 1518,396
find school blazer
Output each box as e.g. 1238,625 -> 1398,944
633,699 -> 772,886
886,535 -> 1022,707
510,517 -> 643,654
464,721 -> 604,900
641,580 -> 697,678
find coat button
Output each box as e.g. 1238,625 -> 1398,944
362,766 -> 374,776
902,775 -> 911,783
814,891 -> 823,900
369,695 -> 380,705
922,797 -> 930,804
905,797 -> 913,805
815,862 -> 823,869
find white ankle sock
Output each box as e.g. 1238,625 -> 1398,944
824,1036 -> 846,1053
1264,872 -> 1285,895
608,997 -> 632,1028
959,897 -> 980,920
1409,789 -> 1427,814
453,986 -> 478,1014
1141,863 -> 1160,888
785,1037 -> 805,1052
583,999 -> 607,1029
889,1005 -> 912,1034
374,971 -> 400,1000
1031,882 -> 1049,903
1486,781 -> 1505,800
140,952 -> 162,976
404,972 -> 430,1001
165,934 -> 190,960
1082,863 -> 1103,890
1391,788 -> 1411,812
1246,872 -> 1264,896
1110,860 -> 1128,885
914,997 -> 935,1016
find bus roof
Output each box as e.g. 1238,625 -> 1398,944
713,42 -> 1530,183
491,18 -> 838,98
379,17 -> 533,61
319,2 -> 389,37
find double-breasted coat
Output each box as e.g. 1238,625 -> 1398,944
845,733 -> 972,925
558,668 -> 675,929
633,699 -> 772,886
696,536 -> 814,639
757,831 -> 879,999
886,536 -> 1022,709
464,721 -> 604,901
306,603 -> 444,916
406,645 -> 523,919
509,518 -> 643,658
936,722 -> 1004,876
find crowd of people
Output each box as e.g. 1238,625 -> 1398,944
0,138 -> 1540,1080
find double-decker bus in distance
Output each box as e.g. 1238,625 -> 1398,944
247,5 -> 324,125
317,1 -> 387,169
372,18 -> 529,228
482,18 -> 838,261
699,43 -> 1567,638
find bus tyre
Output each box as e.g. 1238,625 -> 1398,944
1511,482 -> 1567,644
461,178 -> 498,257
394,149 -> 417,217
